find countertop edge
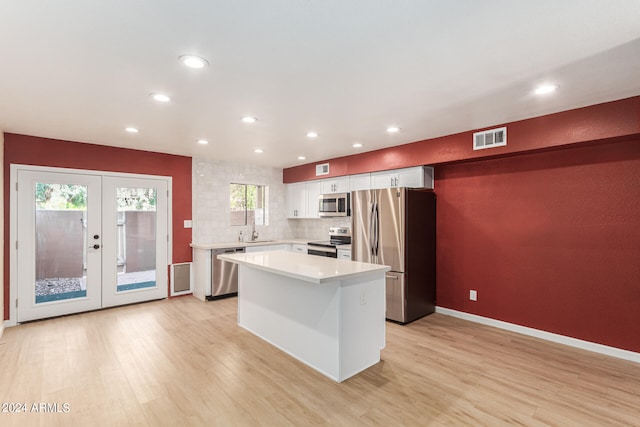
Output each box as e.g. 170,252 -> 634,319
217,251 -> 390,285
191,239 -> 311,250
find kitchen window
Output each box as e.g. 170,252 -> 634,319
230,183 -> 269,226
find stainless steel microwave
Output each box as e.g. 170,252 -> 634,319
318,193 -> 350,217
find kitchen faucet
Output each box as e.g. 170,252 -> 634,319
251,224 -> 259,241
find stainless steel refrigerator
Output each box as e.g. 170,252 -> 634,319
351,188 -> 436,323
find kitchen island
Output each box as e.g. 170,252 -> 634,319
217,250 -> 390,382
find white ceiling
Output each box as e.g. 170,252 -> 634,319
1,1 -> 640,169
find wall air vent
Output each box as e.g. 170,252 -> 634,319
316,163 -> 330,176
473,127 -> 507,150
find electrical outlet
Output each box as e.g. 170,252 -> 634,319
360,290 -> 366,306
469,290 -> 477,301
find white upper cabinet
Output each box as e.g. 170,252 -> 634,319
286,182 -> 307,218
371,166 -> 433,189
286,181 -> 322,219
349,173 -> 371,191
287,167 -> 433,219
320,177 -> 350,194
305,180 -> 322,219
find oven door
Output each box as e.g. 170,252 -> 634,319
307,246 -> 338,258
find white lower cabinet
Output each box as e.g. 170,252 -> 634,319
337,248 -> 351,260
292,244 -> 308,254
245,244 -> 291,253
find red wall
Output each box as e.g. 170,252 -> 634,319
436,139 -> 640,353
283,96 -> 640,182
283,96 -> 640,352
3,134 -> 193,319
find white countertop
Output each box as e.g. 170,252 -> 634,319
217,250 -> 390,284
191,239 -> 311,250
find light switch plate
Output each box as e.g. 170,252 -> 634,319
184,220 -> 192,229
469,290 -> 477,301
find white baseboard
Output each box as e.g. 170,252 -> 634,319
435,307 -> 640,364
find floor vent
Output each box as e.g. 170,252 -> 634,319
171,262 -> 192,296
473,127 -> 507,150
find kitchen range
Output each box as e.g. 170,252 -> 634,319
307,227 -> 351,258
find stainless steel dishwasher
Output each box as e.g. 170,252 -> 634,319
210,247 -> 245,299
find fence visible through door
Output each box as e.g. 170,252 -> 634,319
13,166 -> 170,322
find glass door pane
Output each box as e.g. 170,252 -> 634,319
116,187 -> 157,292
35,183 -> 88,303
16,170 -> 102,322
101,176 -> 168,308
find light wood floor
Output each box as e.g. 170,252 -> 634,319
1,296 -> 638,427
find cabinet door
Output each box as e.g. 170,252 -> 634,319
292,244 -> 308,254
397,166 -> 433,188
305,181 -> 322,218
349,173 -> 371,191
245,244 -> 290,253
320,177 -> 350,193
337,249 -> 351,260
335,177 -> 350,193
286,182 -> 306,218
396,167 -> 423,188
370,171 -> 394,189
320,179 -> 335,194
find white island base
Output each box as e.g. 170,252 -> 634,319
218,251 -> 389,382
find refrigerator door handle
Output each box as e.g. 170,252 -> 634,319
368,202 -> 375,256
373,202 -> 380,256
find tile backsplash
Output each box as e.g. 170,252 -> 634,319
192,157 -> 351,244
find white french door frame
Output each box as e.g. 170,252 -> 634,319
8,164 -> 173,326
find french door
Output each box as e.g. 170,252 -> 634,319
15,167 -> 169,322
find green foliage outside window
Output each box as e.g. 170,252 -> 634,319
230,183 -> 268,226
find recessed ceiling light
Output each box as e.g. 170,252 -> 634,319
179,55 -> 209,69
242,116 -> 257,124
534,84 -> 558,95
298,156 -> 306,160
150,93 -> 171,102
352,143 -> 363,148
125,127 -> 139,133
197,139 -> 209,145
254,148 -> 263,153
306,131 -> 318,138
386,126 -> 400,133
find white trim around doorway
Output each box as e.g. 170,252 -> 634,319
8,164 -> 173,326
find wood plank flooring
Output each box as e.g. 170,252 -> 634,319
1,296 -> 638,426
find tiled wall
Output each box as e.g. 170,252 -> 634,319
192,158 -> 289,243
192,157 -> 352,243
288,216 -> 351,241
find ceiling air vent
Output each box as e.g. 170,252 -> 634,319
316,163 -> 330,176
473,127 -> 507,151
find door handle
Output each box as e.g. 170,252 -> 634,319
385,274 -> 398,280
93,244 -> 100,249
